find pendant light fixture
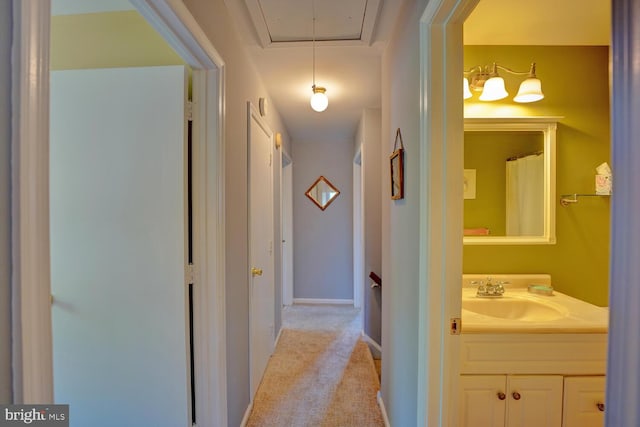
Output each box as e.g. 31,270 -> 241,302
309,0 -> 328,112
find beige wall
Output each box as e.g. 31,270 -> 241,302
181,1 -> 291,425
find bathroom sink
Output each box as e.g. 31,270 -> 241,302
462,297 -> 569,321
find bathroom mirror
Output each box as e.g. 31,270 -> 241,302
305,176 -> 340,211
463,117 -> 558,245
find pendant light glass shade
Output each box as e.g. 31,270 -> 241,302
513,77 -> 544,103
310,86 -> 328,112
479,76 -> 508,101
463,78 -> 473,99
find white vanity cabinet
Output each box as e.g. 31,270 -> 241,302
460,375 -> 606,427
562,376 -> 606,427
459,375 -> 563,427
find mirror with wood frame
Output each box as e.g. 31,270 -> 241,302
305,176 -> 340,211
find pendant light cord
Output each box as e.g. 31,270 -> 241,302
312,0 -> 316,87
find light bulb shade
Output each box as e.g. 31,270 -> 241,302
514,78 -> 544,103
479,76 -> 508,101
463,77 -> 473,99
310,86 -> 328,112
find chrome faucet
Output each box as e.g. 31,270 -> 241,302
472,277 -> 508,297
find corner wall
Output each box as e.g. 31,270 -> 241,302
292,140 -> 354,301
356,109 -> 382,343
381,0 -> 428,425
181,1 -> 291,425
0,0 -> 13,404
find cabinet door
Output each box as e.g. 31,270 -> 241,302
459,375 -> 507,427
562,376 -> 605,427
506,375 -> 563,427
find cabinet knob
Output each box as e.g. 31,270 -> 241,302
596,402 -> 605,412
497,392 -> 506,401
512,391 -> 521,400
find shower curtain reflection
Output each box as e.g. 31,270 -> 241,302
505,153 -> 544,236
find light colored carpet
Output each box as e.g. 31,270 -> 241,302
246,305 -> 384,427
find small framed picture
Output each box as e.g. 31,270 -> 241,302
463,169 -> 476,199
390,148 -> 404,200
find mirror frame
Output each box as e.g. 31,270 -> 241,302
305,175 -> 341,211
463,117 -> 560,245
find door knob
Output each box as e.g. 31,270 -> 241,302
251,267 -> 263,277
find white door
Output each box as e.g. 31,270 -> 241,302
50,66 -> 190,427
248,103 -> 275,396
281,152 -> 293,306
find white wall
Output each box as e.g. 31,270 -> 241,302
356,108 -> 382,343
381,0 -> 428,425
0,0 -> 13,404
181,1 -> 291,425
292,139 -> 354,300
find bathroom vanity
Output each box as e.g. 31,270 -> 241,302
459,275 -> 608,427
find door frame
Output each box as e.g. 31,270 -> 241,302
353,146 -> 364,310
11,1 -> 228,425
280,150 -> 293,307
416,0 -> 477,425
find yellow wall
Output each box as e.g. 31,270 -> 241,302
463,46 -> 610,306
51,11 -> 184,70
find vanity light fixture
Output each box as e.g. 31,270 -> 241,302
464,62 -> 544,103
309,0 -> 328,112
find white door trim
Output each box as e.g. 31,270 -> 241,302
417,0 -> 478,425
281,150 -> 293,307
11,0 -> 53,404
353,146 -> 364,309
12,1 -> 227,424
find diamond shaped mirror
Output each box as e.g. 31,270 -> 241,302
305,176 -> 340,211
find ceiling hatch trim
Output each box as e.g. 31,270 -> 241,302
245,0 -> 382,48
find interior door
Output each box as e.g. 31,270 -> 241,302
50,66 -> 190,427
248,103 -> 275,397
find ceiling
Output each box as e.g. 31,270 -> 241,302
224,0 -> 404,143
54,0 -> 611,144
227,0 -> 610,145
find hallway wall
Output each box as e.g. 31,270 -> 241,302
182,1 -> 292,425
381,0 -> 428,425
292,140 -> 354,301
356,109 -> 382,343
0,0 -> 12,404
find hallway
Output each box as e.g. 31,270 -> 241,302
245,305 -> 384,426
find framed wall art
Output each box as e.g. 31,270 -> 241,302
390,128 -> 405,200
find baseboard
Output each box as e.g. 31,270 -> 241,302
274,326 -> 283,347
377,391 -> 391,427
361,331 -> 382,358
292,298 -> 354,305
239,402 -> 253,427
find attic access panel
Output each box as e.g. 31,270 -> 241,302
245,0 -> 381,46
